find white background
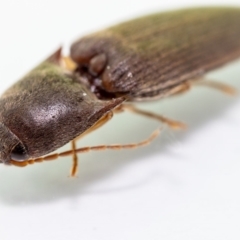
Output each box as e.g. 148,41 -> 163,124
0,1 -> 240,239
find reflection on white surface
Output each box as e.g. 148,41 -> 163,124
1,1 -> 240,240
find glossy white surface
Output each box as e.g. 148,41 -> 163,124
0,1 -> 240,239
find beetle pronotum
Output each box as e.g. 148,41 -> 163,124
0,7 -> 239,176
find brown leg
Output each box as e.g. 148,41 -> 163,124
10,127 -> 160,167
167,82 -> 191,97
192,79 -> 237,95
168,78 -> 236,97
75,111 -> 113,142
123,105 -> 186,129
117,82 -> 190,129
70,111 -> 113,176
70,140 -> 78,177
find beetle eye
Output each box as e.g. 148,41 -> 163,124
11,143 -> 28,161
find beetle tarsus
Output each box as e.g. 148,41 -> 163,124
123,105 -> 186,130
70,140 -> 78,177
193,79 -> 237,95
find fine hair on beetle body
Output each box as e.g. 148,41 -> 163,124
0,7 -> 240,176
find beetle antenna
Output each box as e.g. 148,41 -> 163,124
10,127 -> 161,167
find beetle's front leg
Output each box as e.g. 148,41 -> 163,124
70,140 -> 78,177
122,104 -> 186,129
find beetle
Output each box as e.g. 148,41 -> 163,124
0,7 -> 240,176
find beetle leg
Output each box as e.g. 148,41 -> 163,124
69,111 -> 114,176
75,111 -> 113,142
122,105 -> 186,129
167,82 -> 191,96
70,140 -> 78,177
69,111 -> 113,176
166,79 -> 236,97
192,79 -> 237,95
